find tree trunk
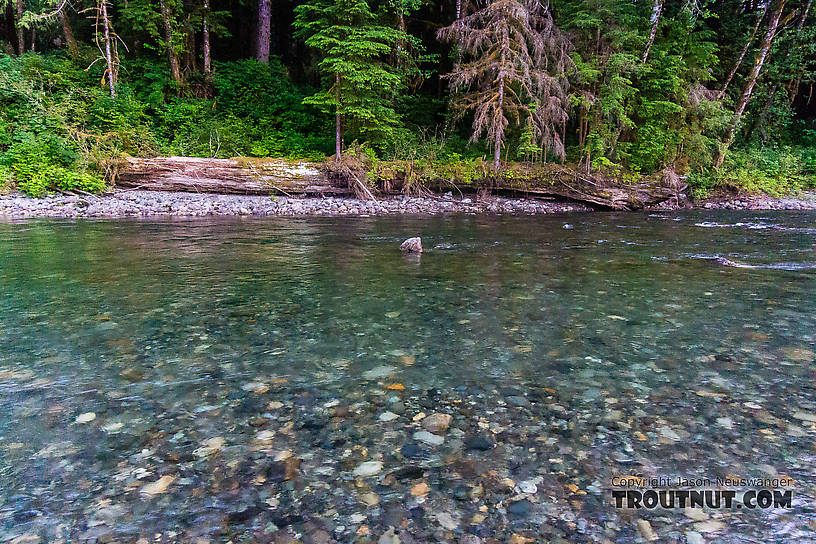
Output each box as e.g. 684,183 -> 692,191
720,4 -> 768,97
202,0 -> 211,73
494,76 -> 504,169
256,0 -> 271,63
714,0 -> 786,167
29,25 -> 34,52
754,0 -> 811,137
159,0 -> 183,86
118,157 -> 342,195
100,0 -> 116,98
117,157 -> 679,210
15,0 -> 23,55
58,9 -> 79,58
335,73 -> 342,162
184,15 -> 197,73
642,0 -> 663,62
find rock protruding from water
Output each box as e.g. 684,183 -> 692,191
400,237 -> 422,253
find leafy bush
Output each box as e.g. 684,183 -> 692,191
688,146 -> 816,199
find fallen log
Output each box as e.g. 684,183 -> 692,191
373,161 -> 683,210
117,156 -> 682,210
117,156 -> 351,196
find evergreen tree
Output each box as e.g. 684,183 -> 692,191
438,0 -> 572,169
294,0 -> 416,160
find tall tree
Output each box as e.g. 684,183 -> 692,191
15,0 -> 23,54
91,0 -> 118,98
58,8 -> 79,58
159,0 -> 183,85
642,0 -> 663,63
438,0 -> 572,168
715,0 -> 787,167
202,0 -> 211,72
719,3 -> 768,97
256,0 -> 271,62
294,0 -> 415,160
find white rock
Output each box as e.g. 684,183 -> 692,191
353,461 -> 383,477
436,512 -> 458,530
517,480 -> 538,494
694,520 -> 725,533
686,532 -> 705,544
716,417 -> 733,430
75,412 -> 96,424
659,426 -> 681,441
399,237 -> 422,253
363,366 -> 397,379
379,411 -> 399,422
422,413 -> 452,433
413,430 -> 444,446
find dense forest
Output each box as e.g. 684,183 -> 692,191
1,0 -> 815,197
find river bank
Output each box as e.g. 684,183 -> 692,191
1,189 -> 816,218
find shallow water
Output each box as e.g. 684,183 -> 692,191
1,211 -> 815,543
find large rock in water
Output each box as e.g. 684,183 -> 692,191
400,237 -> 422,253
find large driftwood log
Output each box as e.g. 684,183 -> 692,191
117,156 -> 681,210
117,156 -> 350,196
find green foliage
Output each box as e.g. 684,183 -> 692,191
688,146 -> 816,199
294,0 -> 424,148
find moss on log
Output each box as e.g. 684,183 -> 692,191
117,156 -> 682,210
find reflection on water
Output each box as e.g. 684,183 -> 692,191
0,211 -> 814,542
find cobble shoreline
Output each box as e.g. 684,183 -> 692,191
1,189 -> 815,218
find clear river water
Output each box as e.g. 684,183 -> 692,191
1,211 -> 815,543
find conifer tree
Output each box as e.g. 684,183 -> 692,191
294,0 -> 416,160
438,0 -> 571,169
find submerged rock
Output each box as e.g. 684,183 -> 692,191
413,430 -> 444,446
400,237 -> 422,253
353,461 -> 383,477
422,413 -> 452,433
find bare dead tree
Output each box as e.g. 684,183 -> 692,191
438,0 -> 572,169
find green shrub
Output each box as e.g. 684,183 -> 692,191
688,146 -> 816,199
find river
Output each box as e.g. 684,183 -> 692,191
1,211 -> 814,542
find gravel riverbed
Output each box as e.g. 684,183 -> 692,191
1,189 -> 815,218
0,190 -> 591,218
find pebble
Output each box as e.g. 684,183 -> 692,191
140,475 -> 176,497
507,500 -> 532,517
436,512 -> 459,530
637,519 -> 658,541
694,520 -> 726,533
193,436 -> 225,457
464,435 -> 494,451
517,480 -> 538,494
0,191 -> 595,218
378,527 -> 400,544
75,412 -> 96,424
792,410 -> 816,423
379,411 -> 399,422
684,508 -> 710,521
686,531 -> 705,544
413,430 -> 444,446
422,413 -> 452,433
353,461 -> 383,477
659,426 -> 682,441
363,366 -> 397,379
